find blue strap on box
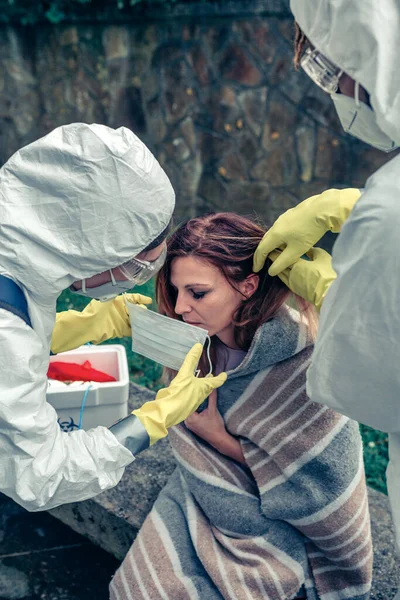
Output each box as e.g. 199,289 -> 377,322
0,274 -> 32,327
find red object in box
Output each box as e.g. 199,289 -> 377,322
47,360 -> 116,383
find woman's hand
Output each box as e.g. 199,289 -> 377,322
185,390 -> 246,464
185,390 -> 226,443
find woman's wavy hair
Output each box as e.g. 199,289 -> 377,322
156,212 -> 317,379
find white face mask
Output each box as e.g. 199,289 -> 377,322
126,301 -> 212,374
71,270 -> 134,302
331,83 -> 398,153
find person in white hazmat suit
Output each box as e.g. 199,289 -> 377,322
253,0 -> 400,593
0,122 -> 226,512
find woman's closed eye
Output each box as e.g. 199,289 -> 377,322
191,290 -> 208,300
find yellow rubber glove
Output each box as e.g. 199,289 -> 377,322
51,293 -> 152,354
253,188 -> 361,275
270,248 -> 336,312
132,343 -> 227,445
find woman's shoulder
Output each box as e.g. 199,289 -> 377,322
255,306 -> 314,357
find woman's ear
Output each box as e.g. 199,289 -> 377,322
240,274 -> 259,299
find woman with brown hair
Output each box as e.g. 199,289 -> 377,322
110,212 -> 372,600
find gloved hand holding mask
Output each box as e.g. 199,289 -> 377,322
131,343 -> 226,445
253,188 -> 361,275
51,293 -> 151,354
109,304 -> 226,452
109,343 -> 226,451
126,300 -> 212,373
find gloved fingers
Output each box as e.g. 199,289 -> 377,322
322,187 -> 361,203
253,232 -> 284,273
125,293 -> 152,305
202,371 -> 227,394
268,250 -> 283,263
188,372 -> 227,414
178,343 -> 204,377
304,192 -> 321,203
307,247 -> 332,263
268,246 -> 304,277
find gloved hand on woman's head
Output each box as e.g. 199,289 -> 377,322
253,188 -> 360,275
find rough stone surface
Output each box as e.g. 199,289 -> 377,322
0,563 -> 30,599
48,383 -> 400,597
368,487 -> 400,599
1,6 -> 395,225
0,491 -> 119,599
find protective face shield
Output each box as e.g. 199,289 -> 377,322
118,245 -> 167,285
71,245 -> 167,302
300,47 -> 398,152
126,301 -> 212,374
300,47 -> 343,94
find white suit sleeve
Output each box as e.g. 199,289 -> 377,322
307,166 -> 400,433
0,310 -> 134,512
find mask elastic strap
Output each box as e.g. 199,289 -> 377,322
194,336 -> 213,378
205,335 -> 212,377
110,270 -> 117,286
354,81 -> 361,108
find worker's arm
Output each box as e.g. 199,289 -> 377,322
0,310 -> 134,512
306,173 -> 400,434
51,293 -> 151,354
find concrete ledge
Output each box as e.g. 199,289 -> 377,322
50,383 -> 400,599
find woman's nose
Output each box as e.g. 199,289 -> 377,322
175,293 -> 192,316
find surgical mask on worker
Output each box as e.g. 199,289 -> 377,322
300,47 -> 398,153
71,270 -> 135,302
126,301 -> 212,374
331,83 -> 398,153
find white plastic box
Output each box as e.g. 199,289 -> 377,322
47,344 -> 129,432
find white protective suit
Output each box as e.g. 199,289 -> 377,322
291,0 -> 400,557
0,123 -> 175,511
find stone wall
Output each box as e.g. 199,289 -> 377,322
0,1 -> 395,223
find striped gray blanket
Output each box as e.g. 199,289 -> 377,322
110,308 -> 372,600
